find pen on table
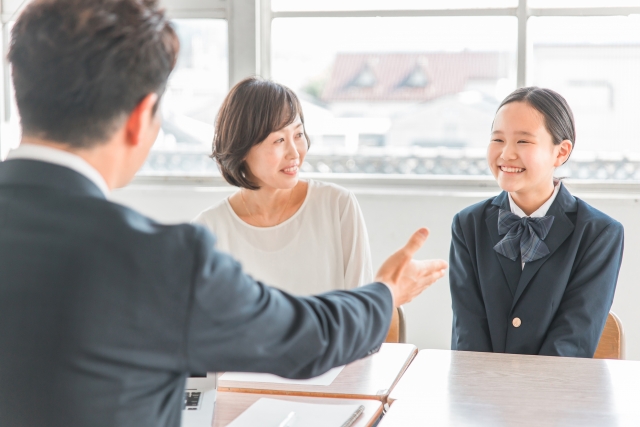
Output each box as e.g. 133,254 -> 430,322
341,404 -> 365,427
277,411 -> 296,427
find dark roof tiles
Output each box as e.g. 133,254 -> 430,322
321,52 -> 509,102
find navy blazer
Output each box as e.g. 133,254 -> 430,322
0,159 -> 392,427
450,183 -> 624,357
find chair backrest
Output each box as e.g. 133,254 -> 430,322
594,312 -> 624,360
385,306 -> 407,344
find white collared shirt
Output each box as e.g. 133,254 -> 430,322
5,143 -> 110,197
508,181 -> 561,268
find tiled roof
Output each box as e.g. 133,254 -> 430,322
140,148 -> 640,180
321,52 -> 510,102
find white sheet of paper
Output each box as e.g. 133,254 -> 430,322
219,365 -> 344,386
226,397 -> 363,427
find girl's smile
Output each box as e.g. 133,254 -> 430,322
488,101 -> 572,215
499,166 -> 526,173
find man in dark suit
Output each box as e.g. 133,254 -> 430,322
0,1 -> 447,426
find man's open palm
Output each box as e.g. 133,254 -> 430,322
375,228 -> 448,307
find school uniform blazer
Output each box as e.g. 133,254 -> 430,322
450,183 -> 624,357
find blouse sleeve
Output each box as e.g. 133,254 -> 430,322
340,191 -> 374,289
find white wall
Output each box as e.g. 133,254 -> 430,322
112,178 -> 640,360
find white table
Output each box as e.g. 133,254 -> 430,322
381,349 -> 640,426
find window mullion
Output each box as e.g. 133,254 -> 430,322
529,7 -> 640,17
272,8 -> 518,19
517,0 -> 528,88
260,0 -> 272,79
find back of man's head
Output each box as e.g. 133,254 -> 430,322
9,0 -> 179,149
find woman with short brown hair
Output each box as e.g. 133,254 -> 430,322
193,77 -> 373,295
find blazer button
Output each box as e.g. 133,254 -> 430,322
512,317 -> 522,328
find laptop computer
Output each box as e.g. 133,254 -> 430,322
182,373 -> 217,427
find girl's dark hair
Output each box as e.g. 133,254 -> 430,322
497,87 -> 576,161
212,77 -> 310,190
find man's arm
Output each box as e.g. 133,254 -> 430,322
184,226 -> 447,378
538,222 -> 624,357
184,226 -> 392,378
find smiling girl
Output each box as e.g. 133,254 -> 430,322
449,87 -> 624,357
193,77 -> 372,295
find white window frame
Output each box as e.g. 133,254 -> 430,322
1,0 -> 640,191
268,1 -> 640,87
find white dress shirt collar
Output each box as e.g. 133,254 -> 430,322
508,180 -> 561,219
5,143 -> 110,197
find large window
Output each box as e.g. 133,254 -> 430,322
267,1 -> 640,179
2,0 -> 640,180
141,19 -> 228,176
0,16 -> 228,175
529,16 -> 640,180
272,16 -> 517,175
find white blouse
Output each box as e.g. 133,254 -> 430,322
193,180 -> 373,296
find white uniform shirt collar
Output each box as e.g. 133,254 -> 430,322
508,181 -> 561,219
5,143 -> 110,197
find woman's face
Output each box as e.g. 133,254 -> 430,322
244,115 -> 308,191
487,101 -> 572,196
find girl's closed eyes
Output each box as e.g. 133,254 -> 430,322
487,101 -> 572,216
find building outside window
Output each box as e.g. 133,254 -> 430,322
271,15 -> 517,175
140,19 -> 228,176
266,0 -> 640,179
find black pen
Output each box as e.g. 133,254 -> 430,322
341,405 -> 365,427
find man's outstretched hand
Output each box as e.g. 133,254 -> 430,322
375,228 -> 448,307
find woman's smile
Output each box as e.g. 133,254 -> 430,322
281,164 -> 299,175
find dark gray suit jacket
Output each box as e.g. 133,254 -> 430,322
0,159 -> 392,427
450,183 -> 624,357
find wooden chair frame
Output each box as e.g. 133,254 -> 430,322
594,312 -> 625,360
384,309 -> 624,356
385,306 -> 407,344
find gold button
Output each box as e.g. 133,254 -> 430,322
512,317 -> 522,328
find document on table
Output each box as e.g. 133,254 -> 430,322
219,365 -> 344,386
226,398 -> 363,427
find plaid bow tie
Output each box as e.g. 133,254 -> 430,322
493,209 -> 555,263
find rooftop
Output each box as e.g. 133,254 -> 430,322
321,52 -> 510,102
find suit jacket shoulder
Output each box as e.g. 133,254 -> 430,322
574,196 -> 623,231
454,196 -> 498,225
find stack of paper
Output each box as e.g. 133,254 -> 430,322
219,365 -> 344,386
227,398 -> 363,427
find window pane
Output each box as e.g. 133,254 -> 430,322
529,16 -> 640,180
529,0 -> 640,7
1,22 -> 20,160
272,17 -> 517,175
273,0 -> 517,12
140,19 -> 228,176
